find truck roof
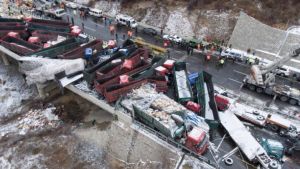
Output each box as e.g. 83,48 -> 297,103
187,127 -> 206,144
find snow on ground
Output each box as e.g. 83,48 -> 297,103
164,8 -> 195,39
94,0 -> 121,17
0,63 -> 37,119
288,27 -> 300,35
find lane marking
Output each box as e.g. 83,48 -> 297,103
228,78 -> 243,84
233,70 -> 247,76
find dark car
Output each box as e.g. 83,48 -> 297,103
143,28 -> 157,36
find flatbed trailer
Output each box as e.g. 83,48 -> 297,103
218,106 -> 280,169
243,80 -> 300,106
0,35 -> 41,55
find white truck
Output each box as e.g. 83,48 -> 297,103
243,47 -> 300,105
218,97 -> 281,169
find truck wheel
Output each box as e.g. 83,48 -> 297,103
257,115 -> 265,121
289,99 -> 297,105
224,158 -> 233,165
269,160 -> 278,169
267,124 -> 279,132
256,87 -> 263,93
248,85 -> 256,91
280,96 -> 288,102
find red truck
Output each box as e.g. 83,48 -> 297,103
185,127 -> 209,155
58,40 -> 103,59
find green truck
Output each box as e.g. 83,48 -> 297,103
188,72 -> 220,129
129,93 -> 209,156
260,138 -> 284,162
173,62 -> 193,103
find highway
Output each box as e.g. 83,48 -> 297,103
60,7 -> 300,113
59,8 -> 300,169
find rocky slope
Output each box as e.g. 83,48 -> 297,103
80,0 -> 300,41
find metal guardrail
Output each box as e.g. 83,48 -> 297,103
132,119 -> 219,169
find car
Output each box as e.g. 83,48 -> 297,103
66,2 -> 77,9
221,48 -> 244,61
163,34 -> 182,43
88,8 -> 102,17
143,28 -> 157,36
273,66 -> 290,77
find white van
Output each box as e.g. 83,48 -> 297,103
221,48 -> 245,61
115,14 -> 138,28
89,8 -> 102,18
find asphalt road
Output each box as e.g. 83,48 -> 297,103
61,8 -> 300,112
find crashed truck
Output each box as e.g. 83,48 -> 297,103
121,85 -> 211,157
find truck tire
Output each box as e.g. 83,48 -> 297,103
289,99 -> 297,105
257,115 -> 265,121
224,158 -> 233,166
280,96 -> 288,102
267,123 -> 279,132
269,160 -> 278,169
256,87 -> 263,93
248,84 -> 256,91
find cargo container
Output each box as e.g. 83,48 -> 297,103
58,40 -> 103,59
29,38 -> 82,58
173,62 -> 193,103
0,35 -> 41,55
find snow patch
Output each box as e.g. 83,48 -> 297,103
164,9 -> 195,39
94,0 -> 121,17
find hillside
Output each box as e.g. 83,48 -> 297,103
82,0 -> 300,41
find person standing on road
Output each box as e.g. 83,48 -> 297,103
82,22 -> 84,31
71,17 -> 74,25
67,15 -> 69,23
115,33 -> 118,41
160,28 -> 163,36
123,33 -> 126,40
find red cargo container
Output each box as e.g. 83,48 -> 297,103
94,61 -> 151,94
58,40 -> 103,59
96,49 -> 149,80
0,36 -> 41,55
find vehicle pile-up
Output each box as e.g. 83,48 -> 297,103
1,16 -> 300,169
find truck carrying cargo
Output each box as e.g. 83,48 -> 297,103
120,85 -> 210,156
28,23 -> 71,33
103,76 -> 167,103
29,38 -> 82,58
31,30 -> 74,42
0,35 -> 41,55
26,18 -> 70,27
95,48 -> 149,80
94,60 -> 151,94
58,40 -> 103,59
173,62 -> 193,103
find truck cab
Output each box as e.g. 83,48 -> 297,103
260,138 -> 284,161
185,127 -> 209,155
